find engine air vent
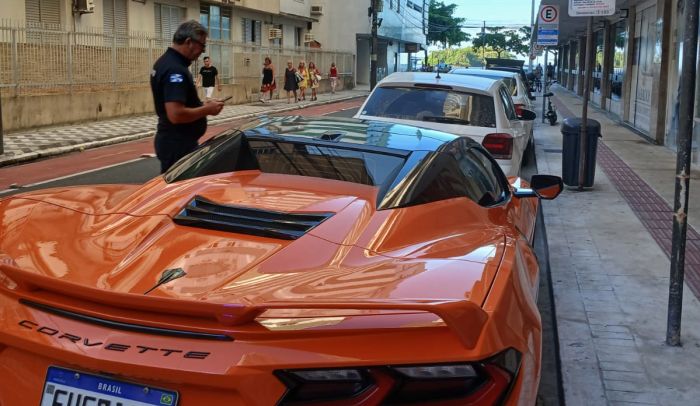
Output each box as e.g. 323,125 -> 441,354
173,196 -> 333,240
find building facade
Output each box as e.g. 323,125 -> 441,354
312,0 -> 428,85
545,0 -> 699,161
0,0 -> 362,130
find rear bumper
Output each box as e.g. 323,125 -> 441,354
0,294 -> 539,405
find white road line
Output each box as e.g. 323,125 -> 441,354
0,157 -> 148,196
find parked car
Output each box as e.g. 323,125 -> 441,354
485,58 -> 534,95
449,67 -> 536,141
355,72 -> 536,176
0,116 -> 562,405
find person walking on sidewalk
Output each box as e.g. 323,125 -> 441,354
297,61 -> 308,101
150,20 -> 224,173
260,57 -> 276,103
196,56 -> 221,100
283,61 -> 299,104
308,61 -> 320,101
329,62 -> 338,94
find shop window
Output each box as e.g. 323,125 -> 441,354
201,4 -> 231,41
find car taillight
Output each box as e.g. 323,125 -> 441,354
514,103 -> 525,116
482,133 -> 513,159
275,349 -> 522,405
274,368 -> 376,404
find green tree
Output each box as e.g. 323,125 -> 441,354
505,26 -> 532,57
472,26 -> 508,58
427,1 -> 470,48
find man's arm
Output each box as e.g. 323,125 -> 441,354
164,100 -> 223,124
216,74 -> 221,90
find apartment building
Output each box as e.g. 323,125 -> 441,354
313,0 -> 428,85
0,0 -> 356,130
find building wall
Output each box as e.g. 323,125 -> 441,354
311,2 -> 369,54
280,0 -> 310,19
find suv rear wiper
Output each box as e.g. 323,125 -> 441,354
421,116 -> 470,125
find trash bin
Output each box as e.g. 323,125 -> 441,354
561,117 -> 602,187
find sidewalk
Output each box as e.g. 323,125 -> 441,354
0,88 -> 369,168
538,86 -> 700,405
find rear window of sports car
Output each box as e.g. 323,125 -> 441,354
164,132 -> 406,188
248,140 -> 404,187
361,86 -> 497,128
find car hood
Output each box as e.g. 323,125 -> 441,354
0,172 -> 505,316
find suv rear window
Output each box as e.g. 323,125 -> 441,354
361,86 -> 497,128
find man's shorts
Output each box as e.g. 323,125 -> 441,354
204,86 -> 214,98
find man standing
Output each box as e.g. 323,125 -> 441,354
150,20 -> 224,173
196,56 -> 221,100
546,62 -> 555,82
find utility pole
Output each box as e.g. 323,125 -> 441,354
0,87 -> 3,155
530,0 -> 535,72
577,16 -> 594,191
667,0 -> 699,347
370,0 -> 379,90
482,21 -> 486,66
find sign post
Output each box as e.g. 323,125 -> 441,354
537,5 -> 560,47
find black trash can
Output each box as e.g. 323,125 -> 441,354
561,117 -> 602,187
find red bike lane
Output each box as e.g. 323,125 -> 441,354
0,98 -> 364,190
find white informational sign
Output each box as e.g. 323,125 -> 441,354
568,0 -> 616,17
537,5 -> 559,46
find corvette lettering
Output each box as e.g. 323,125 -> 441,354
19,320 -> 210,359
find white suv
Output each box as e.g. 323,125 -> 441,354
355,72 -> 536,176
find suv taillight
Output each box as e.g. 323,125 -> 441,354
514,103 -> 525,116
482,133 -> 513,159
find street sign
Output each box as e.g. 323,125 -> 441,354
568,0 -> 616,16
538,5 -> 559,24
537,5 -> 559,46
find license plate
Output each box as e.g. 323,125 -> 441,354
40,366 -> 178,406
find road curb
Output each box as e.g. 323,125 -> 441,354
0,94 -> 365,168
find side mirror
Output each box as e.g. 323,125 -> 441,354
518,109 -> 537,121
513,175 -> 563,200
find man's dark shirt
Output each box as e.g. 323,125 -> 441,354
150,47 -> 206,141
199,66 -> 218,87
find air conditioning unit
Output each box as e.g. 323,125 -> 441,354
268,28 -> 282,40
304,32 -> 314,43
74,0 -> 95,14
310,5 -> 323,15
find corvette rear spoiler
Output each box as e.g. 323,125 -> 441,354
0,264 -> 488,348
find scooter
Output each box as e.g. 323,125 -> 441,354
543,92 -> 557,126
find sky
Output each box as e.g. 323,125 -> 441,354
454,0 -> 536,40
439,0 -> 540,63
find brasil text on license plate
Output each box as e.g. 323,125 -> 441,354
40,366 -> 178,406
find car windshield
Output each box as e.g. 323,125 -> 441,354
361,86 -> 497,128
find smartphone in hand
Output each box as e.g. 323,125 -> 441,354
219,96 -> 233,103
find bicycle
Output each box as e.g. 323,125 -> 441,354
543,91 -> 557,126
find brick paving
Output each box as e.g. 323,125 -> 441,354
552,95 -> 700,300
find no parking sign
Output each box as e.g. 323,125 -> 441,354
537,5 -> 559,46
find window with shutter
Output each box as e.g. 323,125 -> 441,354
104,0 -> 128,46
26,0 -> 61,28
155,3 -> 184,45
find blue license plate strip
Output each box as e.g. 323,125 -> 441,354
40,366 -> 178,406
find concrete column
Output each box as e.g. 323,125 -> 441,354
568,40 -> 577,91
622,6 -> 637,122
559,45 -> 566,85
577,35 -> 586,96
649,0 -> 673,145
600,21 -> 613,111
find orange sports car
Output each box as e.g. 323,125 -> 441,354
0,116 -> 561,405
